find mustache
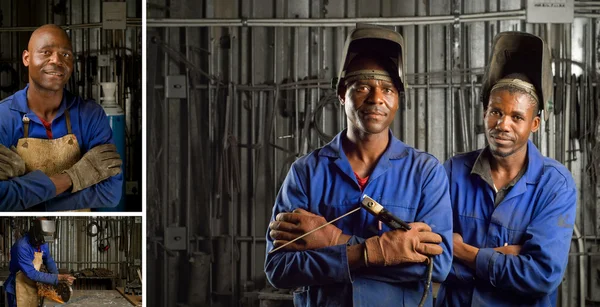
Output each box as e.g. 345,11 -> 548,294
360,107 -> 386,116
42,66 -> 66,74
489,130 -> 514,141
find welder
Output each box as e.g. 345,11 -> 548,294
264,24 -> 453,306
436,31 -> 577,307
5,218 -> 76,307
0,24 -> 122,211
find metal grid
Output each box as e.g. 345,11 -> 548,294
146,0 -> 600,306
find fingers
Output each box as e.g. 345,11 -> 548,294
269,229 -> 300,241
408,222 -> 432,232
416,231 -> 442,244
100,152 -> 122,161
416,243 -> 443,256
269,220 -> 299,232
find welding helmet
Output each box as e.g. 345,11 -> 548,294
29,219 -> 56,246
333,24 -> 407,96
481,31 -> 553,120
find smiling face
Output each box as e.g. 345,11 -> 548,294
484,88 -> 540,158
22,25 -> 73,93
338,55 -> 400,136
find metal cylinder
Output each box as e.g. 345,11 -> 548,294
187,252 -> 211,306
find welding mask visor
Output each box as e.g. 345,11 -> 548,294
481,31 -> 553,120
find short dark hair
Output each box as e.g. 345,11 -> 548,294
490,73 -> 539,117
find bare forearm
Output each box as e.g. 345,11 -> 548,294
347,243 -> 367,269
49,173 -> 72,195
454,241 -> 479,270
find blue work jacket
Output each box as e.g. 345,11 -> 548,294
0,85 -> 123,211
436,140 -> 577,307
265,130 -> 453,307
5,234 -> 59,295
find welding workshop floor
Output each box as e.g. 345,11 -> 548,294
41,290 -> 134,306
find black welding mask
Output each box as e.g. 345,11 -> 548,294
480,31 -> 553,120
333,24 -> 407,98
29,219 -> 56,246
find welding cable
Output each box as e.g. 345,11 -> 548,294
0,64 -> 18,93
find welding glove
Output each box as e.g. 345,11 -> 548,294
364,222 -> 443,266
0,145 -> 26,180
64,144 -> 122,193
269,208 -> 344,251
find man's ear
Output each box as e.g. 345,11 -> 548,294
22,50 -> 30,67
531,116 -> 540,133
338,86 -> 346,105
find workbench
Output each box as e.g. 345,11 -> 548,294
41,290 -> 133,306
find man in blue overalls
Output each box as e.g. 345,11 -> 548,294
0,24 -> 122,211
5,218 -> 75,307
436,32 -> 577,307
265,24 -> 453,306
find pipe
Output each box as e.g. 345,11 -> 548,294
573,224 -> 585,307
0,20 -> 142,32
147,10 -> 526,28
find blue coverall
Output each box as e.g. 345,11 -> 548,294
0,85 -> 123,211
265,130 -> 453,306
436,140 -> 577,307
5,233 -> 59,307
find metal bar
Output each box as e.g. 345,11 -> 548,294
147,10 -> 527,27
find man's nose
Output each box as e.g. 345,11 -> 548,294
495,116 -> 510,131
48,52 -> 64,66
366,88 -> 385,104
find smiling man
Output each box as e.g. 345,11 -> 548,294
0,24 -> 123,211
436,32 -> 577,307
264,24 -> 453,306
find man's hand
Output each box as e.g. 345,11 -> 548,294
269,209 -> 346,251
494,244 -> 522,255
364,222 -> 443,266
58,274 -> 76,285
0,145 -> 25,180
64,144 -> 122,193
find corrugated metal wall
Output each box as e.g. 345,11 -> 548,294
146,0 -> 600,306
0,216 -> 142,289
0,0 -> 143,197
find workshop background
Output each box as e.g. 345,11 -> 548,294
0,216 -> 143,306
146,0 -> 600,306
0,0 -> 143,211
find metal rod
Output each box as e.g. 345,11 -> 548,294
268,207 -> 362,254
147,10 -> 526,28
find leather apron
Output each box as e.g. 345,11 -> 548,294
15,249 -> 43,307
15,110 -> 90,212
